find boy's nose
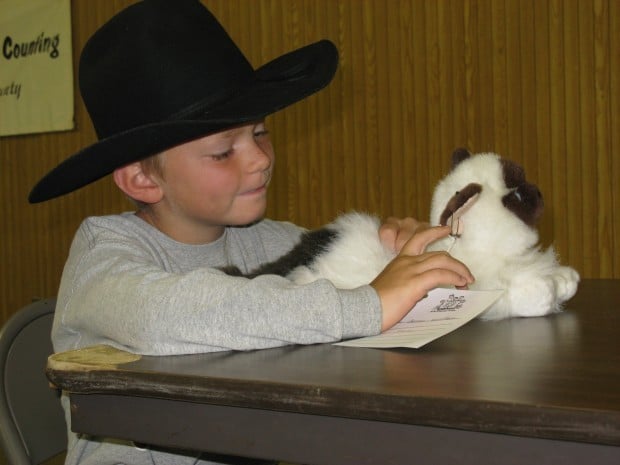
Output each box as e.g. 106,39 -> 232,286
247,143 -> 272,172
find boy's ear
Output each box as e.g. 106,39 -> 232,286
113,162 -> 163,204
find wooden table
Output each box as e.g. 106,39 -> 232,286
47,279 -> 620,465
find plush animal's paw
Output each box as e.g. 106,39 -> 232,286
481,275 -> 559,320
552,266 -> 580,302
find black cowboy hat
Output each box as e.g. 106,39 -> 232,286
28,0 -> 338,203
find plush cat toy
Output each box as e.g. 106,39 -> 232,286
226,149 -> 579,320
425,148 -> 579,319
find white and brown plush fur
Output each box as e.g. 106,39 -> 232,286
225,212 -> 395,289
426,148 -> 579,319
226,149 -> 579,320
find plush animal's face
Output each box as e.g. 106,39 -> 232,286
430,149 -> 544,253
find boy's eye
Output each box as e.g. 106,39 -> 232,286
210,150 -> 231,161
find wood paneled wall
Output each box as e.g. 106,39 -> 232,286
1,0 -> 618,324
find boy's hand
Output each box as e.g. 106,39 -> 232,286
379,216 -> 431,253
371,225 -> 474,331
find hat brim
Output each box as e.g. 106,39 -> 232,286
29,40 -> 338,203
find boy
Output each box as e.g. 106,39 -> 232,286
29,1 -> 473,464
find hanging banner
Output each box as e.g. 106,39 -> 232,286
0,0 -> 73,136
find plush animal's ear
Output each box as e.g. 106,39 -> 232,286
500,158 -> 526,188
451,148 -> 471,169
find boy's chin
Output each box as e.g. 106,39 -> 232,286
227,217 -> 264,228
227,210 -> 266,227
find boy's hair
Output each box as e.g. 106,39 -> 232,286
141,152 -> 165,179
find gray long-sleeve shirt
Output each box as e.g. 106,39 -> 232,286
53,212 -> 381,465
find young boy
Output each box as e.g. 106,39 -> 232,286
29,1 -> 473,464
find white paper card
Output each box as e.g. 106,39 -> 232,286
335,288 -> 504,349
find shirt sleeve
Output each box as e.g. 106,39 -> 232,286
52,220 -> 382,355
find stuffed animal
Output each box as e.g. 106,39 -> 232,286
225,149 -> 579,320
426,148 -> 579,319
223,212 -> 394,289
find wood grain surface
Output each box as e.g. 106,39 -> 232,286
47,279 -> 620,446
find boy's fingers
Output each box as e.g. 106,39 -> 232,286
418,267 -> 473,288
376,267 -> 474,331
379,217 -> 428,252
400,225 -> 451,256
406,253 -> 474,284
378,221 -> 398,250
